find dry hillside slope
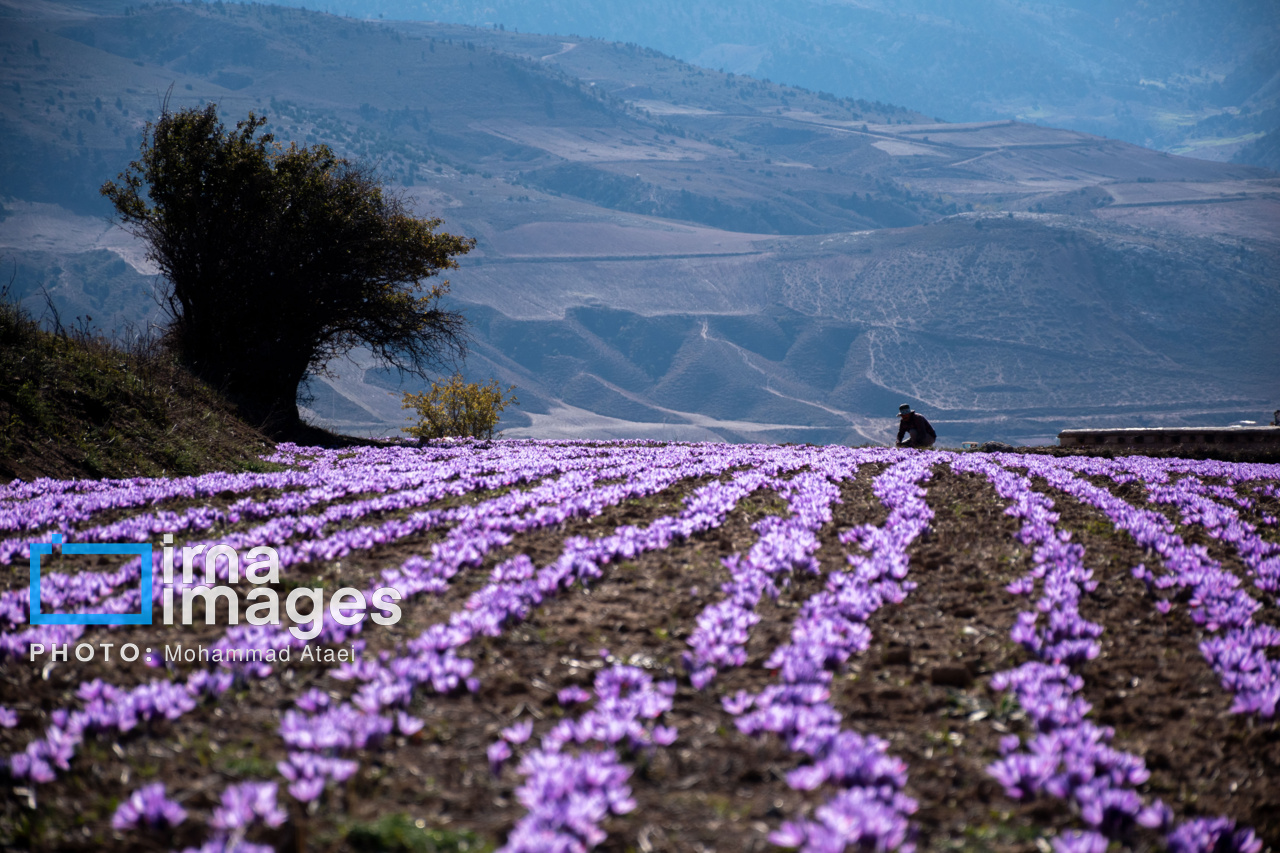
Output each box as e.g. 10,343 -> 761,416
0,1 -> 1276,445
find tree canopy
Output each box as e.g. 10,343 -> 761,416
102,103 -> 473,431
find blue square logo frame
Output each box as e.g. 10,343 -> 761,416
29,534 -> 153,626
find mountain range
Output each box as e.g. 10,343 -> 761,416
0,0 -> 1276,445
268,0 -> 1280,165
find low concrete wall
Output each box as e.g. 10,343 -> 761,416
1058,427 -> 1280,450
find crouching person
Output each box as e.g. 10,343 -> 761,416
895,404 -> 937,449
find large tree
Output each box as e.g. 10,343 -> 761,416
102,103 -> 473,431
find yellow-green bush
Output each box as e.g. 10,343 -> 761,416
401,374 -> 517,440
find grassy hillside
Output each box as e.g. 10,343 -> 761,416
0,293 -> 277,482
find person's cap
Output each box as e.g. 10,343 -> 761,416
899,404 -> 913,415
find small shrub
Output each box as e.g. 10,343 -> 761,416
402,374 -> 517,440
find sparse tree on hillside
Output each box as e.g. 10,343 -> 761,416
102,103 -> 473,431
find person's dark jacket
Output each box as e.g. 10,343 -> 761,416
896,412 -> 936,446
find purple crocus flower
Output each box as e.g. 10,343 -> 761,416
1167,817 -> 1263,853
502,720 -> 534,744
111,781 -> 186,830
210,781 -> 287,831
488,740 -> 513,776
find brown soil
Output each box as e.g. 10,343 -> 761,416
1042,482 -> 1280,847
1,456 -> 1277,853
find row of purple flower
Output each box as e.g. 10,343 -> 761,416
1,441 -> 1277,852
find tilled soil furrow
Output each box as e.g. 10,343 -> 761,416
825,466 -> 1073,852
1034,481 -> 1280,848
332,485 -> 807,852
372,472 -> 729,657
5,448 -> 1277,853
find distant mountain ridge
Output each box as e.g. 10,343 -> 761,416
0,1 -> 1276,446
265,0 -> 1280,164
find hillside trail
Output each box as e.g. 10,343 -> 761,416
540,42 -> 578,61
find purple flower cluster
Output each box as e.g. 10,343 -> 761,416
176,781 -> 288,853
280,699 -> 393,751
718,452 -> 932,852
5,443 -> 735,789
1144,474 -> 1279,603
276,751 -> 359,803
3,440 -> 1276,850
684,467 -> 848,688
499,662 -> 676,852
266,446 -> 756,810
210,781 -> 287,831
957,454 -> 1263,853
111,781 -> 186,830
1168,817 -> 1266,853
10,678 -> 196,783
279,660 -> 426,801
505,750 -> 635,852
1021,455 -> 1280,719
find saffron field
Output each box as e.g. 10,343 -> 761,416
1,441 -> 1278,852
